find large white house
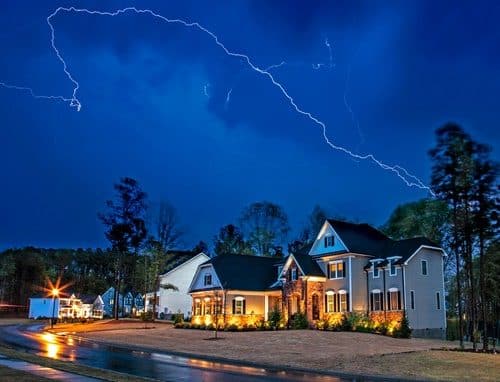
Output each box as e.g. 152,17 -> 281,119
153,250 -> 210,319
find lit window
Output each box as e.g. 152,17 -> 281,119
204,298 -> 211,315
204,274 -> 212,286
326,291 -> 335,313
339,291 -> 347,312
194,299 -> 201,315
234,297 -> 245,315
388,290 -> 400,311
324,235 -> 335,247
421,260 -> 428,276
329,261 -> 345,279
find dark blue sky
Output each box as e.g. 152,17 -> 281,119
1,1 -> 498,250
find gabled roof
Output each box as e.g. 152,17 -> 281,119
326,219 -> 390,256
202,254 -> 279,291
363,237 -> 442,269
389,237 -> 441,264
160,250 -> 202,275
289,252 -> 325,277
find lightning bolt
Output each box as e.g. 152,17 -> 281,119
0,6 -> 434,195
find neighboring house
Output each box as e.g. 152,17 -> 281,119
29,293 -> 103,319
79,295 -> 104,319
156,251 -> 210,319
102,287 -> 144,317
101,287 -> 122,317
189,219 -> 446,338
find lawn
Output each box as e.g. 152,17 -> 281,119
53,320 -> 500,381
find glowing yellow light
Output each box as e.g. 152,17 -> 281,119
52,288 -> 59,297
47,343 -> 59,359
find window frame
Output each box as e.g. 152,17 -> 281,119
324,235 -> 335,248
329,260 -> 345,279
372,291 -> 382,311
421,260 -> 428,276
372,263 -> 380,278
204,273 -> 212,286
234,297 -> 244,315
325,292 -> 335,313
291,267 -> 297,281
388,290 -> 400,311
338,291 -> 347,312
389,260 -> 397,276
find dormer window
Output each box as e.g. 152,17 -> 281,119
291,267 -> 297,281
204,274 -> 212,286
324,235 -> 335,248
389,260 -> 397,276
372,262 -> 380,278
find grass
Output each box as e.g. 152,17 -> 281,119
0,345 -> 156,382
0,365 -> 52,382
58,320 -> 500,382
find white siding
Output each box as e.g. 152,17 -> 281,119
158,253 -> 210,317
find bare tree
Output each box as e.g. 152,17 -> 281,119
157,201 -> 184,251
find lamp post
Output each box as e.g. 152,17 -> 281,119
51,288 -> 59,329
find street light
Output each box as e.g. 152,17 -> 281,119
51,288 -> 59,329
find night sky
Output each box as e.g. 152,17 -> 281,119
1,1 -> 499,250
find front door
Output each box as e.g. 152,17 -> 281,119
312,294 -> 320,320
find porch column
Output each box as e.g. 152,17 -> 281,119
264,295 -> 269,321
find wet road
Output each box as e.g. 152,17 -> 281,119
0,324 -> 375,381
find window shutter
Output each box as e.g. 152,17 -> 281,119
232,299 -> 236,314
324,237 -> 327,247
397,291 -> 401,310
387,292 -> 391,310
370,293 -> 374,311
343,261 -> 346,278
325,294 -> 328,312
380,292 -> 384,310
243,300 -> 246,315
327,264 -> 331,279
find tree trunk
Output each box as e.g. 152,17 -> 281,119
479,234 -> 488,350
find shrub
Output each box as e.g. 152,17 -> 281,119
183,323 -> 191,329
340,314 -> 353,331
159,312 -> 165,320
226,324 -> 239,332
316,319 -> 327,330
268,306 -> 282,330
206,323 -> 216,331
173,314 -> 184,324
290,312 -> 309,329
174,322 -> 184,329
393,314 -> 412,338
199,323 -> 206,330
140,311 -> 154,322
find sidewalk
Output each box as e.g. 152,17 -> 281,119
0,354 -> 100,381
